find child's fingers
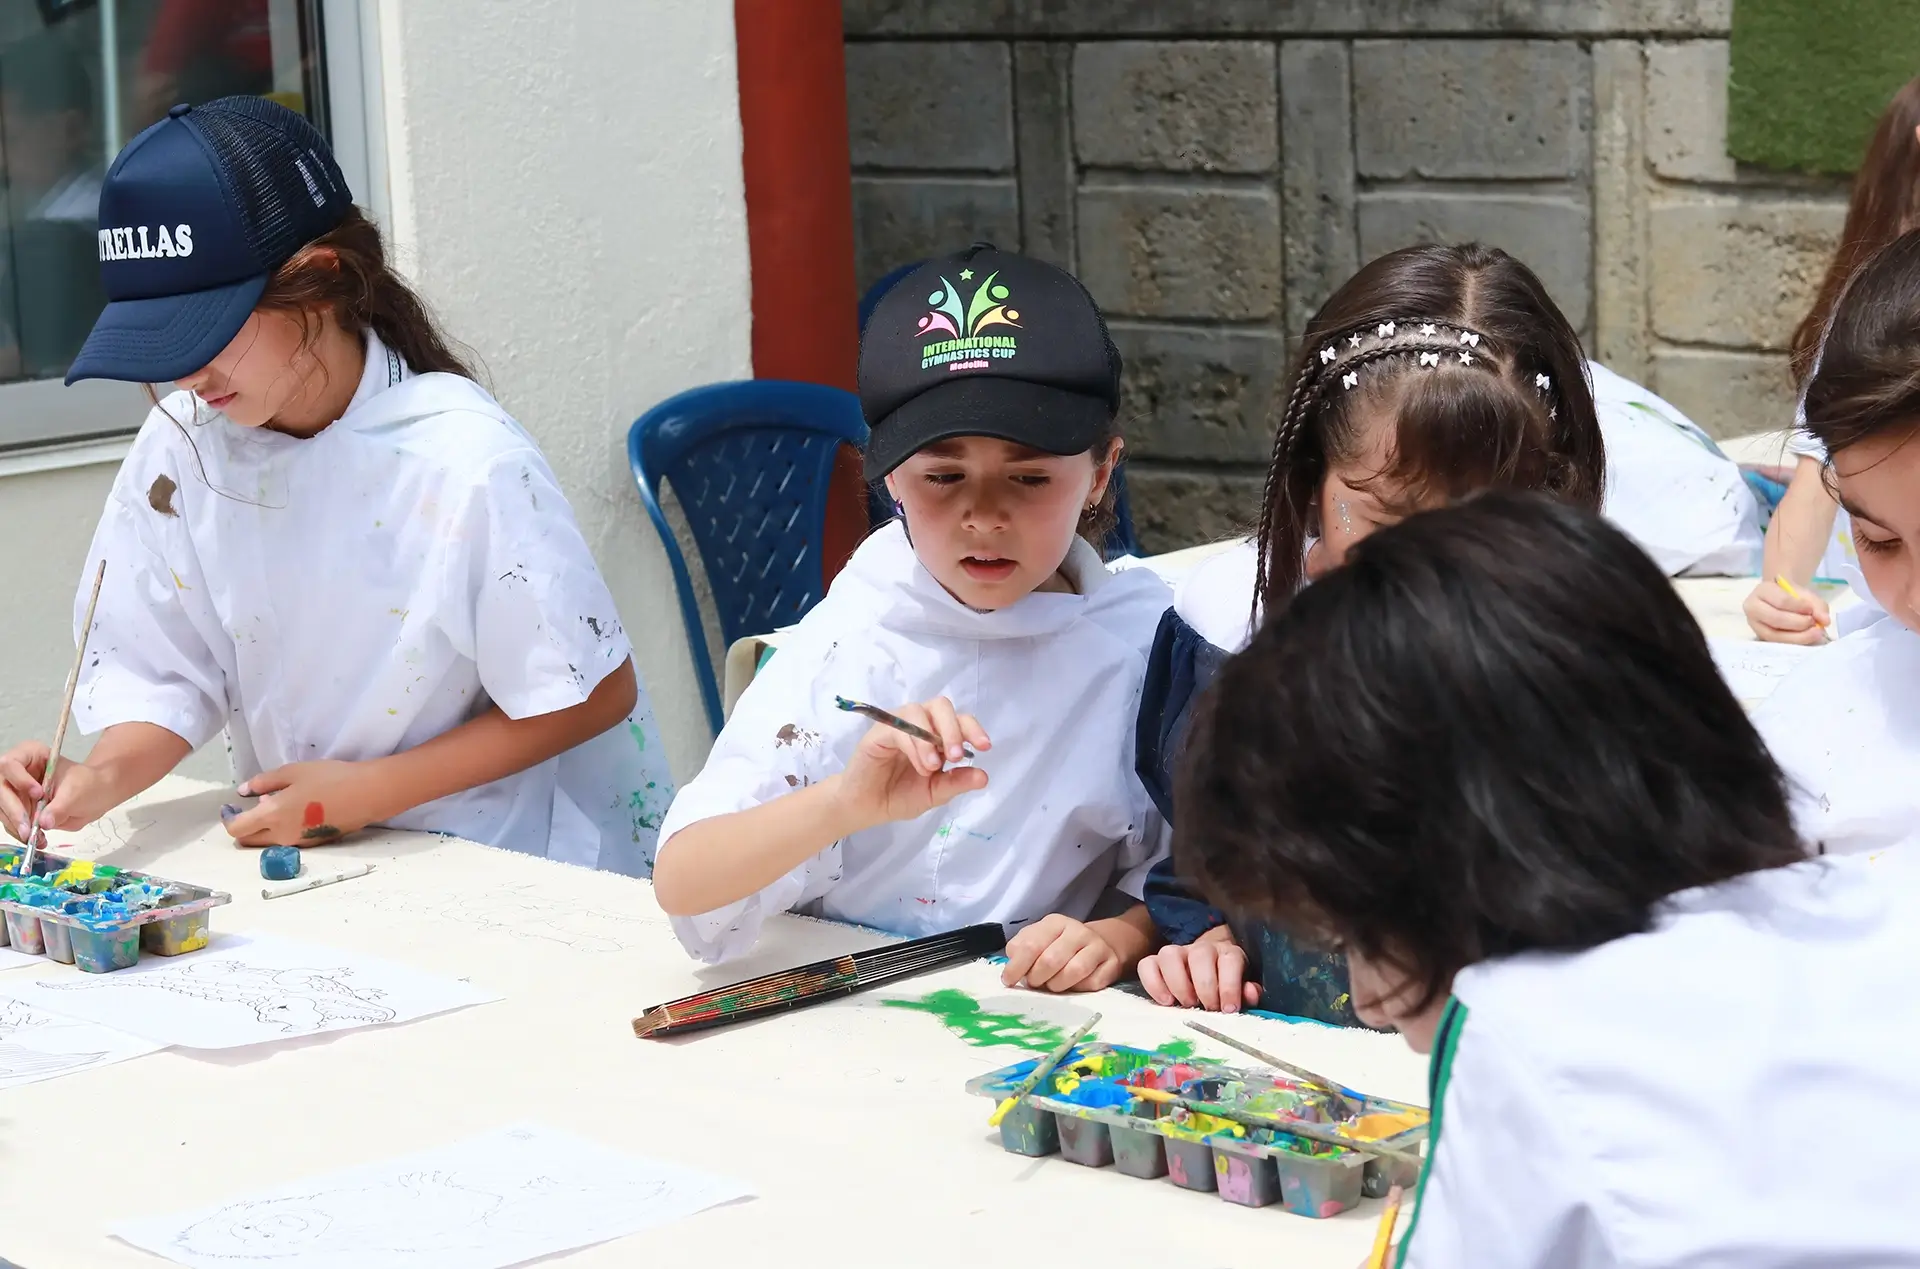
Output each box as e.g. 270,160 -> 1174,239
1137,955 -> 1177,1006
954,712 -> 992,752
1001,914 -> 1066,987
1023,928 -> 1092,990
1243,981 -> 1262,1008
223,799 -> 281,843
1214,944 -> 1248,1015
236,767 -> 294,798
925,765 -> 988,808
883,705 -> 946,773
1145,946 -> 1199,1007
1041,942 -> 1116,993
920,696 -> 969,762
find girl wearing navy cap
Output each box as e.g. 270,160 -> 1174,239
651,245 -> 1172,989
0,97 -> 674,875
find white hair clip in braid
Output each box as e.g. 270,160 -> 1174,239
1458,331 -> 1480,348
1320,346 -> 1337,364
1418,351 -> 1440,367
1419,323 -> 1437,337
1376,322 -> 1396,338
1342,370 -> 1360,390
1458,350 -> 1474,365
1534,373 -> 1551,392
1348,332 -> 1363,348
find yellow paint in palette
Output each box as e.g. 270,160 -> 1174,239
1342,1111 -> 1426,1142
50,860 -> 98,889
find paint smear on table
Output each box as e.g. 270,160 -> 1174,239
112,1123 -> 754,1269
882,990 -> 1213,1060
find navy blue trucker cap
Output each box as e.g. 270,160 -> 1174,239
857,243 -> 1121,480
66,96 -> 351,385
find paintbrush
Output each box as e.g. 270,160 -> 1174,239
1129,1086 -> 1425,1167
1776,575 -> 1834,642
1185,1020 -> 1363,1118
834,696 -> 974,758
18,560 -> 107,878
633,921 -> 1006,1039
989,1013 -> 1101,1127
1367,1184 -> 1405,1268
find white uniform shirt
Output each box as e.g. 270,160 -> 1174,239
1752,616 -> 1920,857
72,335 -> 674,875
1403,848 -> 1920,1268
1590,361 -> 1763,577
656,521 -> 1173,963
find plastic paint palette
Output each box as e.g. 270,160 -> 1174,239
965,1044 -> 1428,1218
0,848 -> 230,974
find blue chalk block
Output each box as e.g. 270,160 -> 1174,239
259,846 -> 301,881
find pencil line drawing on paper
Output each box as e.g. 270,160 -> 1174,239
41,960 -> 395,1033
366,883 -> 650,954
171,1168 -> 671,1261
0,1000 -> 105,1080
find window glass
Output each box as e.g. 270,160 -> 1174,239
0,0 -> 327,393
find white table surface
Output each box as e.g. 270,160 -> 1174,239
1,776 -> 1428,1269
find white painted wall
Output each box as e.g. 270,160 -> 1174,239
374,0 -> 751,781
0,0 -> 747,789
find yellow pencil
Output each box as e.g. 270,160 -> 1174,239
1367,1184 -> 1405,1268
1775,575 -> 1833,641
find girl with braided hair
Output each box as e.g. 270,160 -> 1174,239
1135,242 -> 1605,1021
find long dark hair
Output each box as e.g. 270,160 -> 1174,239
1803,227 -> 1920,456
1180,490 -> 1804,1010
1790,76 -> 1920,389
258,206 -> 475,379
1253,243 -> 1603,617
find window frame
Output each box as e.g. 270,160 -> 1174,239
0,0 -> 385,466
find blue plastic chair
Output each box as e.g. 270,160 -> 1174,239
628,381 -> 869,734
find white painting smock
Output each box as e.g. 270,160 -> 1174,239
1403,848 -> 1920,1268
1590,361 -> 1763,577
657,521 -> 1173,963
1752,616 -> 1920,857
68,335 -> 674,875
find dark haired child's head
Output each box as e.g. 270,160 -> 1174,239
1803,227 -> 1920,632
859,245 -> 1124,609
1178,491 -> 1803,1052
1254,243 -> 1603,615
1790,74 -> 1920,387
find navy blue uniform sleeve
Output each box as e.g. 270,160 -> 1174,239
1135,607 -> 1231,944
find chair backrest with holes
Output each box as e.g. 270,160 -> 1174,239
628,380 -> 869,734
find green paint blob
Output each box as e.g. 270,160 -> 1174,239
882,988 -> 1098,1053
1156,1038 -> 1199,1061
628,722 -> 647,752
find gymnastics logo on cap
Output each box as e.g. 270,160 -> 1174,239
66,96 -> 350,386
915,268 -> 1023,373
858,244 -> 1120,481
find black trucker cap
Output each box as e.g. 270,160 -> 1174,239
856,243 -> 1122,480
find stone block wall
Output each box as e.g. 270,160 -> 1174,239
844,1 -> 1847,552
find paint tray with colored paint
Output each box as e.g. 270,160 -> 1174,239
0,848 -> 229,973
965,1044 -> 1428,1218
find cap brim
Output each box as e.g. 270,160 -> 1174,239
64,274 -> 268,385
863,375 -> 1112,480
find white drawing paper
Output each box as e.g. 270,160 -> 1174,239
0,933 -> 497,1050
0,997 -> 162,1089
112,1122 -> 755,1269
1708,636 -> 1823,708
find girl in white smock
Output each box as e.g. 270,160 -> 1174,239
1754,230 -> 1920,858
653,246 -> 1170,992
0,98 -> 672,873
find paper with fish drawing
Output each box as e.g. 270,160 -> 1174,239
0,933 -> 496,1049
113,1122 -> 755,1269
0,998 -> 161,1090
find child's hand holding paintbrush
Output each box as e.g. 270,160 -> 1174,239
832,696 -> 990,827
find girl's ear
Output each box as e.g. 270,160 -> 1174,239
1088,437 -> 1125,503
